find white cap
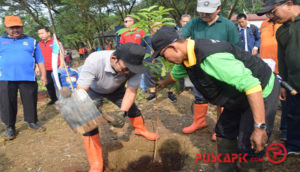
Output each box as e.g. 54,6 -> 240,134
197,0 -> 221,13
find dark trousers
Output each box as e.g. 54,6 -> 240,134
280,100 -> 288,134
46,70 -> 58,102
286,93 -> 300,152
83,86 -> 141,136
0,81 -> 38,127
215,77 -> 280,159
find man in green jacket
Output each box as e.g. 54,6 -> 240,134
153,26 -> 279,171
258,0 -> 300,155
179,0 -> 240,141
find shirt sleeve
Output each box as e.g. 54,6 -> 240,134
34,44 -> 45,63
77,55 -> 98,88
180,20 -> 193,38
200,52 -> 261,92
120,33 -> 125,44
170,64 -> 188,81
254,25 -> 261,48
227,22 -> 241,47
128,73 -> 141,88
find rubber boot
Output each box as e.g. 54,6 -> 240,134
211,133 -> 217,141
237,161 -> 263,172
182,103 -> 208,133
83,134 -> 103,172
129,116 -> 160,141
212,106 -> 224,141
214,137 -> 238,172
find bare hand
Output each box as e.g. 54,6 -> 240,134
280,88 -> 286,101
40,75 -> 48,87
250,128 -> 268,153
155,80 -> 167,91
35,67 -> 40,76
252,49 -> 258,56
58,65 -> 64,69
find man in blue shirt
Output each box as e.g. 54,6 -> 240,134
0,16 -> 47,141
237,13 -> 261,55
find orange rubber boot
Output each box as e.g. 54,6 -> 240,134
211,133 -> 217,141
182,104 -> 208,134
129,116 -> 160,141
83,134 -> 103,172
212,106 -> 224,141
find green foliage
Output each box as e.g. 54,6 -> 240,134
116,5 -> 175,37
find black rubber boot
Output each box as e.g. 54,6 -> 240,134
214,137 -> 238,172
237,161 -> 263,172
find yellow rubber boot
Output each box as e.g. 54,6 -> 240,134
83,134 -> 103,172
182,104 -> 208,134
129,116 -> 160,141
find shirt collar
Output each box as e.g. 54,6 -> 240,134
238,23 -> 251,31
2,33 -> 27,39
183,39 -> 197,67
104,52 -> 117,74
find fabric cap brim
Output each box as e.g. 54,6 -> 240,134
124,61 -> 147,74
257,5 -> 276,16
197,6 -> 217,13
151,48 -> 163,59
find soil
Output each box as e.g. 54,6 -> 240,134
1,89 -> 300,172
1,58 -> 299,172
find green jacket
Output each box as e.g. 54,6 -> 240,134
277,15 -> 300,92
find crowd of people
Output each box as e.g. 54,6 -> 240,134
0,0 -> 299,172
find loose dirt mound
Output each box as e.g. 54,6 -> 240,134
0,90 -> 299,172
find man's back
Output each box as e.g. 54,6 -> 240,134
260,19 -> 281,73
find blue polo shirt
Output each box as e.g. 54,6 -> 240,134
0,34 -> 44,81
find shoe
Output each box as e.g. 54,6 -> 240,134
168,92 -> 177,102
146,93 -> 156,102
4,127 -> 16,141
287,151 -> 300,155
129,116 -> 160,141
47,100 -> 57,106
27,123 -> 46,132
83,134 -> 103,172
182,103 -> 208,134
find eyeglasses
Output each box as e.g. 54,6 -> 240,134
160,46 -> 172,58
117,60 -> 129,72
124,20 -> 133,23
266,2 -> 286,17
159,38 -> 178,58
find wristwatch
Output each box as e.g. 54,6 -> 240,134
254,123 -> 267,130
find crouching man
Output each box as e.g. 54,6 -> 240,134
77,43 -> 159,171
153,27 -> 279,172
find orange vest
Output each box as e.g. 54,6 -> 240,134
259,20 -> 282,74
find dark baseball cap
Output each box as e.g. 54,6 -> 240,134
116,43 -> 146,74
257,0 -> 287,16
151,26 -> 179,58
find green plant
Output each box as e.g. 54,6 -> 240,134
117,5 -> 180,92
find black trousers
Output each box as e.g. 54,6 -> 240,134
215,77 -> 280,159
0,81 -> 38,127
46,70 -> 57,102
83,86 -> 141,136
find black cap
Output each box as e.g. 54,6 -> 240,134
116,43 -> 146,74
257,0 -> 287,16
151,26 -> 179,58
